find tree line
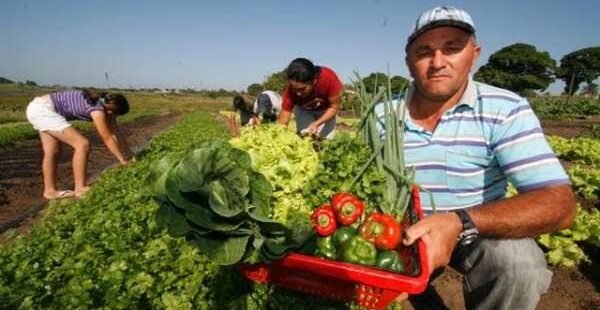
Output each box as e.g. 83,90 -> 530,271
244,45 -> 600,98
0,77 -> 39,87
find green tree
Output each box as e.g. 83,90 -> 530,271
474,43 -> 556,95
25,80 -> 38,86
556,46 -> 600,95
361,72 -> 409,94
581,82 -> 598,97
246,83 -> 264,96
390,75 -> 409,93
263,70 -> 287,93
362,72 -> 388,93
0,77 -> 14,84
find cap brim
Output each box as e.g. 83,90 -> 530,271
407,20 -> 475,46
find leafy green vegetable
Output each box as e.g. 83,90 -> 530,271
231,124 -> 318,232
150,139 -> 300,265
537,206 -> 600,267
190,234 -> 251,266
0,112 -> 366,309
303,132 -> 385,212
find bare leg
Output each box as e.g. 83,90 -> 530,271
45,127 -> 90,197
39,131 -> 61,198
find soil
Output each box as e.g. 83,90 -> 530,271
0,113 -> 598,309
0,112 -> 183,236
541,116 -> 600,138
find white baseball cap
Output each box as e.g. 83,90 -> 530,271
407,6 -> 475,47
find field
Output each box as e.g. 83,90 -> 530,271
0,86 -> 598,309
0,84 -> 231,148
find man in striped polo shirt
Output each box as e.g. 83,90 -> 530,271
391,6 -> 576,310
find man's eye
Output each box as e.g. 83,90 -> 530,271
417,50 -> 431,58
446,46 -> 462,54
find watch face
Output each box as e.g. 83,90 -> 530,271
462,234 -> 478,246
459,227 -> 479,246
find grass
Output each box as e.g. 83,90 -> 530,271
530,96 -> 600,120
0,85 -> 231,148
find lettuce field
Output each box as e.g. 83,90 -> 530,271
0,91 -> 599,309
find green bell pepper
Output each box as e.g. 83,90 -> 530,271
315,236 -> 337,260
341,235 -> 377,266
332,226 -> 357,248
375,250 -> 405,273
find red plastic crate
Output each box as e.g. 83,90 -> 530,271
240,187 -> 429,310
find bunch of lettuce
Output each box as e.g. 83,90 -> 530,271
147,139 -> 301,265
230,125 -> 318,232
303,132 -> 386,211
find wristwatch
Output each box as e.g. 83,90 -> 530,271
452,209 -> 479,246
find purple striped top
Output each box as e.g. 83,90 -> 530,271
50,91 -> 104,121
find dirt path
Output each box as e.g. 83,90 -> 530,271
0,112 -> 183,234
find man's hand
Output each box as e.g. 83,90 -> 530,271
305,122 -> 321,136
402,212 -> 463,274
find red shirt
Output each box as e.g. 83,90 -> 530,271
281,66 -> 343,112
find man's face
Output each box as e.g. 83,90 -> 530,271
289,79 -> 315,98
406,26 -> 480,102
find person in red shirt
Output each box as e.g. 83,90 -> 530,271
277,58 -> 343,139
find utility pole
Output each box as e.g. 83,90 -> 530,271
105,72 -> 110,89
565,73 -> 575,105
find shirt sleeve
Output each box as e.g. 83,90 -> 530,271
86,104 -> 105,117
325,69 -> 343,99
490,99 -> 570,192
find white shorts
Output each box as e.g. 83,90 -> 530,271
26,96 -> 71,132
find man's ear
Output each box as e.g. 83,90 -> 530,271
405,56 -> 416,79
471,43 -> 482,72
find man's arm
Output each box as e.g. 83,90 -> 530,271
278,109 -> 292,125
106,115 -> 134,159
90,111 -> 129,165
403,184 -> 577,273
470,184 -> 576,237
229,109 -> 240,137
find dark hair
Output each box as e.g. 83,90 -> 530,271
233,95 -> 245,110
285,58 -> 320,82
81,89 -> 107,105
232,94 -> 254,112
81,89 -> 129,115
106,93 -> 129,115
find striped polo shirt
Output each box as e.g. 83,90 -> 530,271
50,91 -> 104,121
376,79 -> 570,213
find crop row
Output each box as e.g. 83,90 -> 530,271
0,112 -> 373,310
539,136 -> 600,267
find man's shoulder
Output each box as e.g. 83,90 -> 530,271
475,82 -> 523,104
318,66 -> 341,80
472,81 -> 530,117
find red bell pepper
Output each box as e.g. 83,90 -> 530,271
331,192 -> 364,226
310,204 -> 337,236
358,212 -> 402,250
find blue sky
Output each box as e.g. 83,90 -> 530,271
1,0 -> 599,93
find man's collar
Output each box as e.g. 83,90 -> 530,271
457,78 -> 478,109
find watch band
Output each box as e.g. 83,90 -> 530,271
453,209 -> 479,246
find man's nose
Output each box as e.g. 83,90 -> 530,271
430,50 -> 446,69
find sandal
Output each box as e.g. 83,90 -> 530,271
45,190 -> 75,200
